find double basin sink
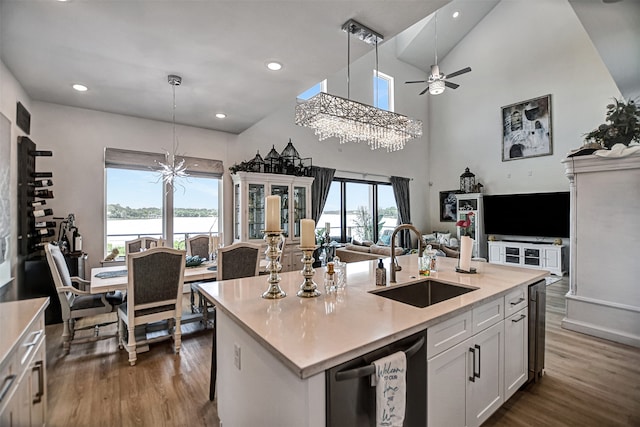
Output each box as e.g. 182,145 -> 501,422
369,279 -> 477,308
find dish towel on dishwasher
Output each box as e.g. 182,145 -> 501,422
371,351 -> 407,427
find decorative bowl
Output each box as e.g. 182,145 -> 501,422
186,255 -> 205,267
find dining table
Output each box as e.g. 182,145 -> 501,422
89,262 -> 218,294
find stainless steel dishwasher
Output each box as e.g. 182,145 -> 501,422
528,279 -> 546,382
325,330 -> 427,426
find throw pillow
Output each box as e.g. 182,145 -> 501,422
362,240 -> 374,247
370,244 -> 404,256
351,238 -> 362,246
422,233 -> 437,243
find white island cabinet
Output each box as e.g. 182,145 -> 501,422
199,257 -> 545,426
0,298 -> 49,427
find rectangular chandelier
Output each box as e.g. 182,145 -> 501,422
295,92 -> 423,152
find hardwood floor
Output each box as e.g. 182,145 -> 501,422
45,279 -> 640,426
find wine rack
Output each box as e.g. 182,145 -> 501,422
18,136 -> 56,257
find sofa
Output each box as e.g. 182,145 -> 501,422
335,241 -> 404,264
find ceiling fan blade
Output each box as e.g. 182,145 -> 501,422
445,66 -> 472,79
444,81 -> 460,89
419,86 -> 430,96
405,80 -> 428,84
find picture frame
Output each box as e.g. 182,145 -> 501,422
502,94 -> 552,161
439,190 -> 460,222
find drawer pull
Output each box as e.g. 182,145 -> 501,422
0,375 -> 16,403
510,297 -> 525,306
512,314 -> 526,323
23,330 -> 43,348
32,360 -> 44,404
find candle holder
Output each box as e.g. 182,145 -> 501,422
261,230 -> 286,299
297,247 -> 320,298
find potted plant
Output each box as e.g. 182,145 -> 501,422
584,98 -> 640,149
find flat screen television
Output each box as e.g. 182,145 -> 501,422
483,192 -> 570,238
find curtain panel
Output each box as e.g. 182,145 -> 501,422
310,166 -> 336,222
390,176 -> 411,248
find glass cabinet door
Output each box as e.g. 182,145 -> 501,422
248,183 -> 265,240
234,183 -> 241,240
271,185 -> 289,237
293,186 -> 307,239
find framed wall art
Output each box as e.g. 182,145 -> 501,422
439,190 -> 460,222
502,94 -> 552,161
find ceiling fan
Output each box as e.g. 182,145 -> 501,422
405,12 -> 472,95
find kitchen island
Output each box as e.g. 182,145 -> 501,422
198,255 -> 547,426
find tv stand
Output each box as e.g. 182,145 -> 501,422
488,240 -> 566,276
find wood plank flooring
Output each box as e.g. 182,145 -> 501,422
44,279 -> 640,426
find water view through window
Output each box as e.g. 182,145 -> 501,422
106,169 -> 219,255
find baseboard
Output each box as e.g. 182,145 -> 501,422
561,317 -> 640,348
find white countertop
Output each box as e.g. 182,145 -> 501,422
198,255 -> 547,379
0,297 -> 49,365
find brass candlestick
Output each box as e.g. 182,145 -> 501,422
297,247 -> 320,298
262,231 -> 286,299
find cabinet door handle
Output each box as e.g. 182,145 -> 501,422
0,375 -> 16,403
475,344 -> 481,379
22,329 -> 43,348
32,360 -> 44,404
468,347 -> 476,382
512,314 -> 526,323
510,297 -> 525,306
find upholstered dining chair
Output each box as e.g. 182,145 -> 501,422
118,247 -> 185,366
208,242 -> 262,401
186,234 -> 211,259
45,243 -> 124,354
125,237 -> 164,255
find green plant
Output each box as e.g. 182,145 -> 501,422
584,98 -> 640,149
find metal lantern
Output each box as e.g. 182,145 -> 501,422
264,145 -> 283,174
248,150 -> 264,173
280,139 -> 301,175
460,167 -> 476,193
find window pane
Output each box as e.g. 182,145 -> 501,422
173,176 -> 220,250
374,76 -> 389,110
377,185 -> 398,245
298,81 -> 325,100
345,182 -> 373,241
106,168 -> 163,255
318,182 -> 341,240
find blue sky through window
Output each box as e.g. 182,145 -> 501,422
298,82 -> 323,100
374,74 -> 391,111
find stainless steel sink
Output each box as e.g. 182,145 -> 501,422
369,280 -> 477,308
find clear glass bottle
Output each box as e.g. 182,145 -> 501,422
333,256 -> 347,290
324,261 -> 336,294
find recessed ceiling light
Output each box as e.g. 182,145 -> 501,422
72,84 -> 88,92
266,61 -> 283,71
452,11 -> 460,19
215,113 -> 227,119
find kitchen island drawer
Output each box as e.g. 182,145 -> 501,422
427,310 -> 473,358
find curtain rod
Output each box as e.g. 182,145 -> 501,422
335,169 -> 413,181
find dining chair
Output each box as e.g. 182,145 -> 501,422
186,234 -> 211,259
125,237 -> 164,255
208,242 -> 262,401
118,247 -> 186,366
45,243 -> 124,354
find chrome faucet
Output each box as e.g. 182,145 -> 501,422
390,224 -> 424,283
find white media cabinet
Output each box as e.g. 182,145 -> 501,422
488,240 -> 566,276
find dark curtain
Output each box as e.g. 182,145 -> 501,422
310,166 -> 336,222
390,176 -> 411,248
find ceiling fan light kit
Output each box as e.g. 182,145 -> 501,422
295,19 -> 422,152
405,12 -> 472,95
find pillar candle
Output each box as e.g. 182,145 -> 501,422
301,219 -> 315,247
265,195 -> 281,231
325,222 -> 331,233
459,236 -> 473,272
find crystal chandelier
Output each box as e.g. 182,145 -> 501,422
295,20 -> 422,152
158,74 -> 188,186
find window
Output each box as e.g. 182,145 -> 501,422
318,178 -> 398,244
105,148 -> 223,256
297,80 -> 327,100
373,70 -> 394,111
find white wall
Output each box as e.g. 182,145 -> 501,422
0,60 -> 32,297
30,102 -> 237,269
427,0 -> 621,233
